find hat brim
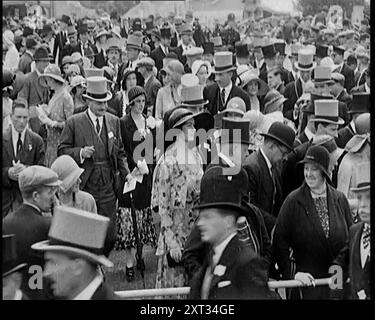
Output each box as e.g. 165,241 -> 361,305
3,263 -> 27,278
82,91 -> 113,102
295,61 -> 316,71
179,99 -> 209,107
94,31 -> 110,39
126,44 -> 142,51
351,185 -> 370,192
193,202 -> 248,215
260,132 -> 294,151
241,77 -> 269,96
213,66 -> 237,74
221,108 -> 245,116
309,117 -> 345,125
31,240 -> 114,268
60,168 -> 85,193
39,73 -> 66,85
312,79 -> 335,85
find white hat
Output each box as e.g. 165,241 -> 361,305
191,60 -> 212,78
183,46 -> 204,57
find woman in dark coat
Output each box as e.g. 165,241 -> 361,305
115,86 -> 157,281
273,145 -> 352,299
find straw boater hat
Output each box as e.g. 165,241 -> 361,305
106,37 -> 125,53
295,49 -> 316,71
3,234 -> 27,278
51,155 -> 84,193
82,76 -> 112,102
213,51 -> 237,74
126,34 -> 143,51
310,99 -> 344,125
351,161 -> 370,192
32,206 -> 113,268
39,64 -> 65,86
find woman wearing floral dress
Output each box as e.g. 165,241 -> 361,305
116,86 -> 157,281
152,107 -> 207,290
39,64 -> 74,167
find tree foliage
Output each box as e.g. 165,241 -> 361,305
295,0 -> 366,18
79,1 -> 140,16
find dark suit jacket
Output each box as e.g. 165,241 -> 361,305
3,204 -> 51,299
273,183 -> 352,299
94,47 -> 107,69
53,31 -> 68,65
172,45 -> 187,66
18,51 -> 34,74
243,151 -> 283,235
57,111 -> 130,191
293,131 -> 309,148
350,84 -> 367,94
334,63 -> 355,92
91,282 -> 118,300
354,69 -> 367,87
61,42 -> 83,60
283,78 -> 303,123
203,83 -> 251,116
337,89 -> 352,110
189,235 -> 274,299
2,127 -> 45,217
150,46 -> 167,72
336,125 -> 355,149
144,75 -> 162,116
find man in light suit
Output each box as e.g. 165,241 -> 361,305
58,77 -> 131,255
2,99 -> 45,217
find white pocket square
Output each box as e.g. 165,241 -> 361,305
217,281 -> 231,288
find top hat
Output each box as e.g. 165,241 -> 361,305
304,93 -> 332,114
33,46 -> 50,61
31,206 -> 113,268
59,15 -> 71,25
160,27 -> 172,39
3,235 -> 27,277
126,34 -> 143,51
202,42 -> 214,55
260,122 -> 295,151
235,42 -> 249,58
274,41 -> 286,56
180,85 -> 208,107
299,145 -> 331,180
78,23 -> 88,35
261,43 -> 276,59
211,36 -> 223,48
19,165 -> 61,193
213,51 -> 236,74
349,93 -> 370,114
295,49 -> 316,71
51,155 -> 84,193
220,117 -> 250,145
313,66 -> 335,84
41,23 -> 53,36
310,99 -> 344,125
82,76 -> 112,102
333,45 -> 345,56
351,161 -> 370,192
67,25 -> 77,36
315,44 -> 329,59
193,166 -> 250,215
85,68 -> 104,78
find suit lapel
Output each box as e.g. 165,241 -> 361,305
4,127 -> 15,160
257,152 -> 274,206
19,130 -> 31,162
352,223 -> 364,271
83,111 -> 96,147
104,114 -> 114,155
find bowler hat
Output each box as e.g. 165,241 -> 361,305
310,99 -> 344,125
213,51 -> 236,74
193,166 -> 250,215
126,34 -> 143,51
260,122 -> 295,151
354,113 -> 370,135
350,161 -> 370,192
19,165 -> 61,193
51,155 -> 84,193
82,76 -> 112,102
299,145 -> 331,180
261,43 -> 276,59
33,46 -> 50,61
348,93 -> 370,114
31,206 -> 113,268
3,235 -> 27,277
220,117 -> 250,145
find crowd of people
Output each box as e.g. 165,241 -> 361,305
2,7 -> 370,300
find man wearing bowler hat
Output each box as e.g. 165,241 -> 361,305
150,27 -> 172,72
3,234 -> 28,300
203,51 -> 250,116
58,76 -> 131,256
32,206 -> 117,300
243,122 -> 295,235
332,45 -> 355,92
188,166 -> 274,299
3,165 -> 60,300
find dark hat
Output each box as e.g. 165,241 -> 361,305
78,24 -> 88,35
3,235 -> 27,277
227,13 -> 236,22
23,26 -> 34,38
145,21 -> 154,31
333,45 -> 345,56
194,166 -> 250,216
235,42 -> 249,58
33,46 -> 50,61
132,18 -> 142,32
299,145 -> 330,180
221,118 -> 250,145
110,10 -> 118,20
260,122 -> 295,151
128,85 -> 146,105
203,42 -> 214,55
261,43 -> 276,59
59,15 -> 71,25
41,23 -> 53,36
25,37 -> 38,49
67,25 -> 77,36
160,27 -> 171,39
274,41 -> 286,56
315,44 -> 329,58
3,69 -> 16,88
349,93 -> 370,114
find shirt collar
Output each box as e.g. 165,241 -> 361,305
87,108 -> 103,126
73,272 -> 103,300
144,74 -> 153,84
11,123 -> 26,142
260,148 -> 272,173
160,44 -> 168,55
25,50 -> 34,57
23,201 -> 42,214
304,126 -> 315,140
35,67 -> 42,77
218,81 -> 232,95
213,232 -> 236,266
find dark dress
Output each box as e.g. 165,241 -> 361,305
115,113 -> 156,250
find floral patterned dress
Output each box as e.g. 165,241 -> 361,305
151,142 -> 203,290
45,87 -> 74,167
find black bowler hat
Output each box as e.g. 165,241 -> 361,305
261,43 -> 276,59
299,145 -> 331,181
315,44 -> 329,58
33,46 -> 50,61
221,118 -> 250,145
260,122 -> 295,151
235,42 -> 249,58
349,93 -> 370,114
203,42 -> 214,55
3,235 -> 27,277
194,166 -> 250,216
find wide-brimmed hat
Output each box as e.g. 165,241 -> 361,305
193,166 -> 250,215
94,28 -> 110,39
237,67 -> 268,95
33,46 -> 50,61
82,76 -> 112,102
168,107 -> 213,131
213,51 -> 236,74
126,34 -> 142,51
19,165 -> 61,193
31,206 -> 113,268
312,66 -> 335,84
3,234 -> 27,277
260,122 -> 295,151
298,145 -> 331,180
69,75 -> 86,89
310,99 -> 344,125
51,155 -> 84,193
351,161 -> 370,192
85,68 -> 104,78
40,64 -> 65,85
349,93 -> 370,114
191,60 -> 212,78
295,49 -> 316,71
263,89 -> 288,114
220,117 -> 250,145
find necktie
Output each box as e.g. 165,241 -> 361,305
363,223 -> 370,250
16,133 -> 22,157
96,118 -> 101,134
221,88 -> 226,106
201,249 -> 215,299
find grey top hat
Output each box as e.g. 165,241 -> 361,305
82,76 -> 112,102
310,99 -> 344,125
213,51 -> 236,74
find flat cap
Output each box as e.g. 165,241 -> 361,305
19,165 -> 60,192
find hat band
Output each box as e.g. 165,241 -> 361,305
314,78 -> 332,82
298,62 -> 313,69
49,237 -> 104,255
314,115 -> 339,122
357,182 -> 370,189
215,65 -> 234,72
86,92 -> 108,99
182,98 -> 207,105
